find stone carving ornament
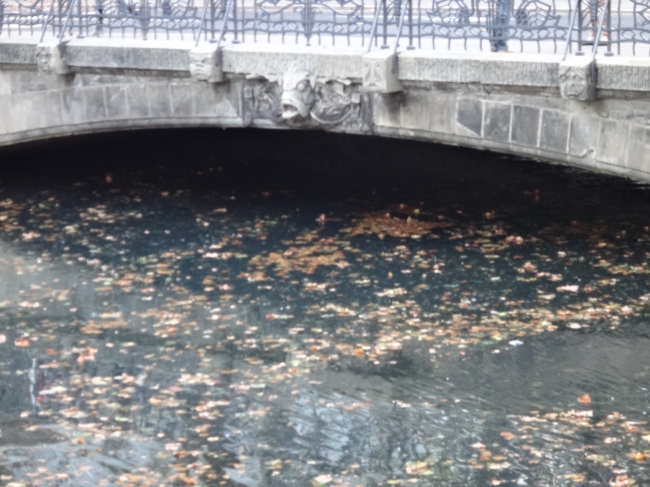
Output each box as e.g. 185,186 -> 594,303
35,40 -> 70,75
243,62 -> 369,129
558,57 -> 596,101
189,46 -> 223,83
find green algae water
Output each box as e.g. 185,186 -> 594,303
0,129 -> 649,487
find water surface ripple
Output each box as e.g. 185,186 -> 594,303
0,130 -> 649,487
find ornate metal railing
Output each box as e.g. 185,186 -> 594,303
1,0 -> 649,54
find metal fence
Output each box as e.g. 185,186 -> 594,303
1,0 -> 649,54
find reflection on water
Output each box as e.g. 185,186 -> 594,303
0,129 -> 649,486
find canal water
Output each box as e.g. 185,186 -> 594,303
0,129 -> 649,487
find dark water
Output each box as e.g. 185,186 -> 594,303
0,129 -> 649,487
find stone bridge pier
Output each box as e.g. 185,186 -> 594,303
2,38 -> 650,182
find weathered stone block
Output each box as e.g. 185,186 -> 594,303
170,82 -> 194,117
597,57 -> 650,92
5,90 -> 62,132
64,38 -> 192,72
559,56 -> 596,101
540,110 -> 569,153
105,85 -> 128,120
0,73 -> 9,98
189,46 -> 223,83
222,44 -> 364,82
456,97 -> 483,137
191,82 -> 218,117
126,84 -> 150,119
83,86 -> 107,122
0,98 -> 6,135
35,40 -> 70,76
0,38 -> 38,65
483,101 -> 511,142
61,88 -> 87,125
597,119 -> 629,167
511,105 -> 540,147
399,91 -> 455,135
40,90 -> 64,128
398,51 -> 481,84
148,84 -> 172,118
568,115 -> 599,159
481,54 -> 558,87
191,82 -> 238,120
372,92 -> 401,130
362,51 -> 402,93
627,125 -> 650,175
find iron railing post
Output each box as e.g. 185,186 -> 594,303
302,0 -> 313,46
366,0 -> 383,52
231,0 -> 239,43
40,0 -> 56,41
209,0 -> 215,41
140,0 -> 149,39
0,0 -> 5,36
381,0 -> 388,48
407,0 -> 414,49
77,0 -> 84,38
562,0 -> 581,60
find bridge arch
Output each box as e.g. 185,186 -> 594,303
1,40 -> 650,183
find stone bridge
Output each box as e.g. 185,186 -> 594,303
2,37 -> 650,182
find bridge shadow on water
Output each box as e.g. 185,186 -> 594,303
0,129 -> 650,486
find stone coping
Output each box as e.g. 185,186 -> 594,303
2,37 -> 650,93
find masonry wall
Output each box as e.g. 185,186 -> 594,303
2,40 -> 650,183
371,87 -> 650,182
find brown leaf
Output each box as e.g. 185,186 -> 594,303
500,431 -> 516,441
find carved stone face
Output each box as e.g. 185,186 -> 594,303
362,60 -> 384,90
559,66 -> 589,100
189,52 -> 216,82
281,63 -> 315,120
35,47 -> 53,74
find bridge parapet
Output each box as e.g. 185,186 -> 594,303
2,37 -> 650,182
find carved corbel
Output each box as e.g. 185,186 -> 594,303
189,45 -> 223,83
361,50 -> 402,94
35,39 -> 70,76
559,56 -> 596,101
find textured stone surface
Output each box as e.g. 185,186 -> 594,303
597,57 -> 650,92
398,51 -> 482,84
65,38 -> 192,71
398,51 -> 557,87
597,120 -> 630,167
2,40 -> 650,183
398,92 -> 455,135
627,125 -> 650,175
0,37 -> 38,65
540,110 -> 569,153
126,84 -> 150,119
105,85 -> 129,120
511,105 -> 540,147
83,86 -> 107,122
480,54 -> 558,87
569,115 -> 599,159
456,98 -> 483,137
222,44 -> 365,81
148,83 -> 173,118
483,102 -> 511,142
170,82 -> 194,117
